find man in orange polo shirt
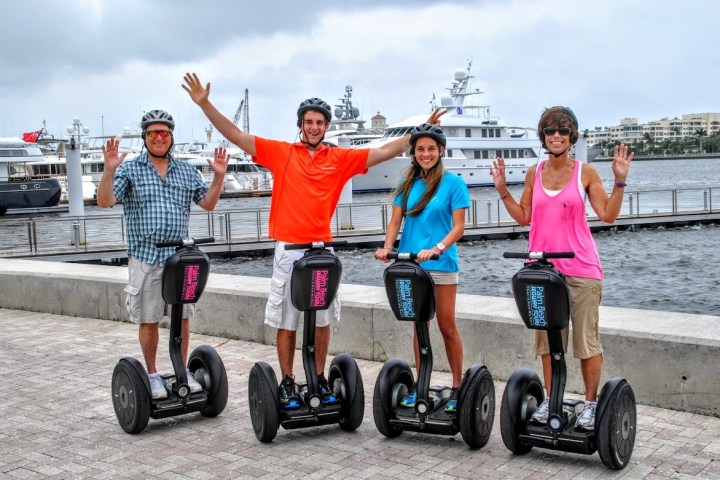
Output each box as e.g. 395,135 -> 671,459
183,72 -> 444,409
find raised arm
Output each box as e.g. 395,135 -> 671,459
96,138 -> 127,208
586,143 -> 633,223
366,108 -> 447,168
182,73 -> 257,156
492,157 -> 534,226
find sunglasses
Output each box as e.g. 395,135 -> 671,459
145,129 -> 172,139
543,127 -> 572,136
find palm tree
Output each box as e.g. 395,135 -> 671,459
694,128 -> 707,153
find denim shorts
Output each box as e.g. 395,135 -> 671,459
125,257 -> 195,324
534,276 -> 602,359
264,242 -> 340,331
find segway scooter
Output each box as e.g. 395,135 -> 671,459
500,251 -> 636,469
373,252 -> 495,448
248,241 -> 365,442
111,237 -> 229,434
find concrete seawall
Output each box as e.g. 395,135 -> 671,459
1,258 -> 718,417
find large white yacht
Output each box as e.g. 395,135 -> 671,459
351,62 -> 544,192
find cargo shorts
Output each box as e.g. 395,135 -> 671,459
125,257 -> 195,324
264,242 -> 340,331
534,276 -> 603,359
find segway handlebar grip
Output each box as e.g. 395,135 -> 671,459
503,251 -> 575,260
284,240 -> 348,250
387,252 -> 440,261
156,237 -> 215,248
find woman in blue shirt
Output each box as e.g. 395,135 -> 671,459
375,123 -> 470,412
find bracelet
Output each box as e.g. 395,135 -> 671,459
499,190 -> 510,199
614,182 -> 627,188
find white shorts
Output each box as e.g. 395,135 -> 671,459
264,242 -> 341,331
125,257 -> 195,325
428,271 -> 459,285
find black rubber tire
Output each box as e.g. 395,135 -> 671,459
329,353 -> 365,432
459,368 -> 495,449
111,359 -> 150,434
188,345 -> 228,417
500,369 -> 543,455
248,363 -> 280,443
597,382 -> 637,469
372,361 -> 413,438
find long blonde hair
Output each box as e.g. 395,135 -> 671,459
393,148 -> 445,216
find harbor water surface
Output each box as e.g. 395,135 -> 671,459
209,157 -> 719,317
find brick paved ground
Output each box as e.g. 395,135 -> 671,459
1,308 -> 718,479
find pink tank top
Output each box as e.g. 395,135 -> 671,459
528,160 -> 603,280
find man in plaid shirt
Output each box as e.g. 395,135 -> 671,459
97,109 -> 228,400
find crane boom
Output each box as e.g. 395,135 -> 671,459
222,88 -> 249,146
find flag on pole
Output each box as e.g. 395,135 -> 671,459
22,130 -> 42,143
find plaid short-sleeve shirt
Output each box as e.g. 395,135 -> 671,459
113,152 -> 208,265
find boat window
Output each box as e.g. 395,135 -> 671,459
446,150 -> 453,158
511,150 -> 517,159
482,150 -> 489,159
482,129 -> 487,138
465,129 -> 471,138
503,150 -> 510,158
474,150 -> 481,159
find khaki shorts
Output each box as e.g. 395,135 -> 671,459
125,257 -> 195,325
534,276 -> 602,359
264,242 -> 340,331
428,271 -> 459,285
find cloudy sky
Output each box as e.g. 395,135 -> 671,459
1,0 -> 717,144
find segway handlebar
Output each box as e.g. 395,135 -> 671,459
503,251 -> 575,260
387,252 -> 441,261
156,237 -> 215,248
284,240 -> 349,250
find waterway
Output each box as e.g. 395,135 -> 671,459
208,158 -> 720,317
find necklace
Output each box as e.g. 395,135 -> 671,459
543,159 -> 572,189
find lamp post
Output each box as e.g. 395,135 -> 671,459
66,117 -> 89,218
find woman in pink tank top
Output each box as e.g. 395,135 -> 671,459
490,106 -> 633,431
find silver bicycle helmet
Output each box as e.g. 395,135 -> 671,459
297,98 -> 332,124
141,109 -> 175,131
409,123 -> 446,148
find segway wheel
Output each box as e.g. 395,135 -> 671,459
248,363 -> 280,442
111,359 -> 151,434
329,353 -> 365,431
372,359 -> 413,438
500,368 -> 544,455
459,367 -> 495,449
597,381 -> 636,469
188,345 -> 228,417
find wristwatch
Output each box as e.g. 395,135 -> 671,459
435,242 -> 446,254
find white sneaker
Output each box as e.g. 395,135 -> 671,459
148,373 -> 168,400
186,369 -> 203,393
531,397 -> 549,424
576,401 -> 597,431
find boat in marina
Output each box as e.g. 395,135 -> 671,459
0,137 -> 63,215
350,61 -> 544,192
174,142 -> 273,194
323,85 -> 386,148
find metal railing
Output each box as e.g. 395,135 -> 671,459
0,187 -> 716,257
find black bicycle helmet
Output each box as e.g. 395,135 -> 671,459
409,123 -> 446,148
297,98 -> 332,124
141,109 -> 175,131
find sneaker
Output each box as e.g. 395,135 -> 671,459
400,384 -> 417,407
279,375 -> 301,410
318,373 -> 339,405
148,373 -> 168,400
576,401 -> 597,431
186,369 -> 203,393
531,397 -> 549,424
445,387 -> 459,413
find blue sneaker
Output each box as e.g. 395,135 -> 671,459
279,375 -> 300,410
445,387 -> 459,413
400,384 -> 417,407
318,373 -> 339,405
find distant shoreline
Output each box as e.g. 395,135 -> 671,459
592,153 -> 720,162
